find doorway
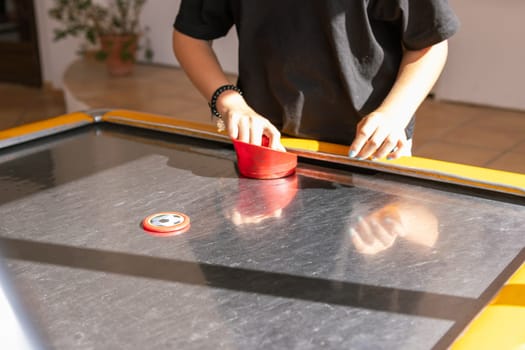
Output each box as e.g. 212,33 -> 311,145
0,0 -> 42,87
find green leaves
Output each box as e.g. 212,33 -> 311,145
77,0 -> 92,11
112,16 -> 122,30
120,37 -> 136,62
49,0 -> 146,36
95,50 -> 109,61
53,29 -> 68,42
85,28 -> 96,45
49,0 -> 153,61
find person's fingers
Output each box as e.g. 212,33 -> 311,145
227,113 -> 240,140
228,111 -> 284,150
357,128 -> 390,160
349,116 -> 380,158
265,123 -> 285,151
348,120 -> 371,157
373,135 -> 397,160
237,116 -> 251,143
388,137 -> 409,160
249,118 -> 264,146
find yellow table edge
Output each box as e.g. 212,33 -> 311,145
1,109 -> 523,197
102,109 -> 525,197
451,262 -> 525,350
0,112 -> 93,140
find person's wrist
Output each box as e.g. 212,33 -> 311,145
216,90 -> 246,117
375,104 -> 414,125
209,84 -> 242,118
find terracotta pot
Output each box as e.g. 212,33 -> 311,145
99,34 -> 138,76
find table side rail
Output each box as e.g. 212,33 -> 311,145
102,109 -> 525,197
0,112 -> 95,149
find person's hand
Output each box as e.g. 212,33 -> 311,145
218,91 -> 285,151
348,111 -> 409,160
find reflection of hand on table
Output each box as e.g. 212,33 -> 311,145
350,202 -> 439,255
350,207 -> 402,255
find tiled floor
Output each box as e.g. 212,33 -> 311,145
413,99 -> 525,173
1,81 -> 524,174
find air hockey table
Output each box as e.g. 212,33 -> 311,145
0,109 -> 524,350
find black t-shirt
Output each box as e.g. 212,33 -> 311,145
174,0 -> 459,144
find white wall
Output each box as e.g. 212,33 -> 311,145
34,0 -> 82,88
34,0 -> 238,89
141,0 -> 238,72
434,0 -> 525,110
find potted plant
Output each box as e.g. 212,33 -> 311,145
49,0 -> 153,76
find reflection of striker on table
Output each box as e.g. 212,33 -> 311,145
0,109 -> 524,350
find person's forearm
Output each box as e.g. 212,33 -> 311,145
172,29 -> 232,101
172,29 -> 283,149
173,29 -> 248,118
376,40 -> 449,125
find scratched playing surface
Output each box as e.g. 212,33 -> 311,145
0,124 -> 524,350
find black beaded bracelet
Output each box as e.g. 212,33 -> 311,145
209,84 -> 242,118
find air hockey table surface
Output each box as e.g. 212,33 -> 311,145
0,109 -> 524,350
